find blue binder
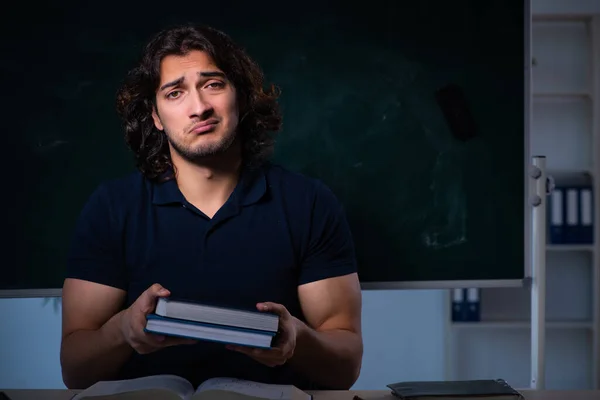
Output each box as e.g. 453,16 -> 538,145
579,186 -> 593,244
564,187 -> 579,244
451,288 -> 465,322
548,187 -> 564,244
465,288 -> 480,322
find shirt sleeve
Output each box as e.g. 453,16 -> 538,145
298,180 -> 358,285
65,183 -> 127,290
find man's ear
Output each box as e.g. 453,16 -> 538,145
152,106 -> 164,131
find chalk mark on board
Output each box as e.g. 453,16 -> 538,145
33,138 -> 69,154
421,150 -> 467,249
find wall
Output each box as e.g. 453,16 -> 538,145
0,298 -> 64,389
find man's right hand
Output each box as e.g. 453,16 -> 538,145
119,283 -> 196,354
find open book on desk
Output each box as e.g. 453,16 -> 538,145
72,375 -> 312,400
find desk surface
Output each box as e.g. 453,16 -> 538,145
2,389 -> 600,400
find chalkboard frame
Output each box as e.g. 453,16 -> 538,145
1,0 -> 534,298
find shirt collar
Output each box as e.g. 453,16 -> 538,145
151,165 -> 267,207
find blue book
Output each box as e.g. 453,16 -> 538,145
155,297 -> 279,333
144,314 -> 277,349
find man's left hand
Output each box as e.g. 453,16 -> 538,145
226,302 -> 298,367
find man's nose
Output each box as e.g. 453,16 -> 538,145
189,90 -> 213,118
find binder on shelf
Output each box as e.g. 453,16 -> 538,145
564,187 -> 579,244
451,288 -> 465,322
547,184 -> 594,245
548,187 -> 564,244
579,186 -> 593,244
465,288 -> 480,322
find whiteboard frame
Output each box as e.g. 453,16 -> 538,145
0,289 -> 62,298
360,279 -> 529,290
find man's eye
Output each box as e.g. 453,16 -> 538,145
166,91 -> 181,99
207,82 -> 225,89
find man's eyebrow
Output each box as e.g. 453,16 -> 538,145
199,71 -> 226,79
159,77 -> 184,92
158,71 -> 226,92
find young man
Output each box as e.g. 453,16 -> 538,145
60,24 -> 363,391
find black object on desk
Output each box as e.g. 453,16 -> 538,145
387,379 -> 524,399
0,392 -> 12,400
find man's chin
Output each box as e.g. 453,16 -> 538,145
169,133 -> 237,161
184,142 -> 235,160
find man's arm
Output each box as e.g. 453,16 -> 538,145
60,183 -> 134,389
60,278 -> 132,389
288,272 -> 363,390
227,180 -> 362,387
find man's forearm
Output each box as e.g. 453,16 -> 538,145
289,320 -> 363,390
60,310 -> 133,389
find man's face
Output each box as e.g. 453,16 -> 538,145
152,50 -> 239,162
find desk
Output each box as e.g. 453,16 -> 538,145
2,390 -> 600,400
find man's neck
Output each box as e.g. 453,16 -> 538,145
171,149 -> 242,218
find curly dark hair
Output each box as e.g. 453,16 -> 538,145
115,24 -> 282,181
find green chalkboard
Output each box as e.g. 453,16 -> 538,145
2,0 -> 526,292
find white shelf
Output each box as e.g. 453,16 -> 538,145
445,10 -> 600,390
451,321 -> 593,330
532,20 -> 591,95
448,329 -> 593,389
472,252 -> 593,322
533,92 -> 591,99
546,244 -> 594,251
531,95 -> 593,172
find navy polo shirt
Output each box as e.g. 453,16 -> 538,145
66,162 -> 357,390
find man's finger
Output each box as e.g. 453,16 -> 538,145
141,331 -> 167,345
140,333 -> 195,349
147,283 -> 170,299
132,335 -> 163,353
139,283 -> 170,313
135,344 -> 157,355
256,302 -> 287,315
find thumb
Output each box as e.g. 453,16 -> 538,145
149,283 -> 170,297
139,283 -> 169,313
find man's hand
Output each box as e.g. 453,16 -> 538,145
226,302 -> 297,367
120,283 -> 196,354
